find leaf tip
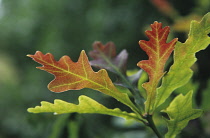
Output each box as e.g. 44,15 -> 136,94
153,21 -> 161,25
168,37 -> 178,47
81,50 -> 86,55
80,50 -> 89,59
27,51 -> 43,58
27,107 -> 35,113
26,54 -> 32,57
151,21 -> 162,29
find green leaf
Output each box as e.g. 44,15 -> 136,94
137,70 -> 147,99
201,79 -> 210,111
174,79 -> 199,108
49,114 -> 69,138
162,91 -> 203,138
68,119 -> 80,138
154,12 -> 210,110
28,95 -> 144,122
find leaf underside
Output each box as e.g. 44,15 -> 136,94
28,95 -> 141,122
154,12 -> 210,110
89,41 -> 128,74
137,21 -> 177,113
162,91 -> 203,138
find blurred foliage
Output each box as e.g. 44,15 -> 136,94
0,0 -> 209,137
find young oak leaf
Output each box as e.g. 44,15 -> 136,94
28,95 -> 142,122
89,41 -> 116,60
154,12 -> 210,110
162,91 -> 203,138
89,42 -> 144,108
89,41 -> 128,75
137,21 -> 178,113
27,50 -> 139,114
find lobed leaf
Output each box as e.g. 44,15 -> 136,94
154,12 -> 210,111
28,95 -> 142,122
162,91 -> 203,138
89,41 -> 128,74
27,50 -> 139,114
89,41 -> 116,59
137,21 -> 177,114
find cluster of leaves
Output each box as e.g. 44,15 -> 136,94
27,13 -> 210,137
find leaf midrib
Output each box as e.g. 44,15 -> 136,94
37,53 -> 136,109
38,54 -> 109,91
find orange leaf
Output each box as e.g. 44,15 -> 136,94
27,50 -> 137,111
137,22 -> 177,113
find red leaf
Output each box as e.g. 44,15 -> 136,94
137,21 -> 178,113
27,50 -> 136,110
27,50 -> 112,92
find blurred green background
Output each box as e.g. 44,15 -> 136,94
0,0 -> 209,137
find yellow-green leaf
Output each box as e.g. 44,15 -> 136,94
28,95 -> 143,122
162,91 -> 203,138
155,12 -> 210,110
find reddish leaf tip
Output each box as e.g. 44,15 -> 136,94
27,51 -> 44,58
151,21 -> 162,29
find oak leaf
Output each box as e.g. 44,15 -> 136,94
89,41 -> 128,74
154,12 -> 210,110
27,50 -> 138,112
137,21 -> 177,113
162,91 -> 203,138
28,95 -> 142,122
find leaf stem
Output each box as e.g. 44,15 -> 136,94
98,51 -> 145,114
145,114 -> 162,138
